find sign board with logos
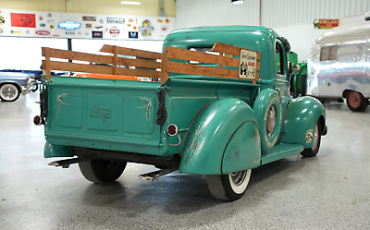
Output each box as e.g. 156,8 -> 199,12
0,8 -> 175,40
313,19 -> 339,29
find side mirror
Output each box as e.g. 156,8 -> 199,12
293,64 -> 300,73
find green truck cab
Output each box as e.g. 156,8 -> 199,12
36,26 -> 327,201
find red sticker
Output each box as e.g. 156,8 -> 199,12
36,30 -> 50,35
11,13 -> 36,28
248,62 -> 255,67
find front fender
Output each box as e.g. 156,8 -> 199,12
179,98 -> 261,175
280,96 -> 326,148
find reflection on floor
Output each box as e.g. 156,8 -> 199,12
1,93 -> 369,229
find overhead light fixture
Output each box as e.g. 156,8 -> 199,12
232,0 -> 244,5
121,1 -> 141,5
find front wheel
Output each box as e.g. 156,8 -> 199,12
301,121 -> 321,157
79,159 -> 127,183
206,169 -> 252,201
0,83 -> 20,102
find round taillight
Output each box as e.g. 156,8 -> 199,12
167,124 -> 178,136
33,115 -> 43,126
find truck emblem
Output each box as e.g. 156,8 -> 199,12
90,107 -> 112,120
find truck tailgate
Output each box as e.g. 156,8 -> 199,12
45,77 -> 161,155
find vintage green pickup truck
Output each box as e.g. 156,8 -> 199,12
35,26 -> 327,201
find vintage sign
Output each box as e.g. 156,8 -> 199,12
40,23 -> 46,27
129,31 -> 138,39
158,19 -> 163,23
83,16 -> 96,21
0,15 -> 5,25
36,30 -> 50,35
107,17 -> 125,24
59,21 -> 81,30
11,30 -> 21,34
0,28 -> 3,34
50,25 -> 54,29
47,13 -> 52,17
139,20 -> 153,36
239,49 -> 257,80
128,18 -> 134,23
99,19 -> 104,23
92,31 -> 103,38
65,31 -> 75,35
165,18 -> 170,23
52,35 -> 60,37
11,13 -> 36,28
110,26 -> 120,37
313,19 -> 339,29
86,23 -> 92,28
95,26 -> 103,29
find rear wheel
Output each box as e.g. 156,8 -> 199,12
301,121 -> 321,157
79,159 -> 127,183
346,91 -> 368,111
0,83 -> 20,102
206,169 -> 252,201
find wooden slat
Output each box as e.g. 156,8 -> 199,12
42,60 -> 161,78
44,48 -> 51,82
212,42 -> 261,60
113,46 -> 118,75
42,47 -> 113,65
166,46 -> 239,67
118,58 -> 161,69
167,61 -> 239,79
257,62 -> 261,71
43,60 -> 114,75
161,47 -> 170,84
100,44 -> 162,60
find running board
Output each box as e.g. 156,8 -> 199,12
261,143 -> 304,165
139,166 -> 179,181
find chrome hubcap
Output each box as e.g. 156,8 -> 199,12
312,124 -> 319,151
1,85 -> 17,100
230,171 -> 247,186
266,105 -> 276,137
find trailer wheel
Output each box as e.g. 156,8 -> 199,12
0,83 -> 20,102
346,91 -> 368,111
206,169 -> 252,201
301,121 -> 321,157
79,159 -> 127,183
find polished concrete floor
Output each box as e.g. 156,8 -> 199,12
1,93 -> 370,230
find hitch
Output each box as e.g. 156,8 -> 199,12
139,166 -> 179,181
48,157 -> 91,168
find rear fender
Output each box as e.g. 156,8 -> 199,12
280,96 -> 326,148
179,98 -> 261,175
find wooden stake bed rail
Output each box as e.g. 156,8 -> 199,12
42,43 -> 261,84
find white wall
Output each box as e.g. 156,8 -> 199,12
176,0 -> 260,29
273,15 -> 366,62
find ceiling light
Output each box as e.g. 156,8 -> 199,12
232,0 -> 244,5
121,1 -> 141,5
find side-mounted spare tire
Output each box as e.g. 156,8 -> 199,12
253,89 -> 283,153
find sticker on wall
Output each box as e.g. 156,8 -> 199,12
128,31 -> 138,39
128,18 -> 134,23
78,32 -> 82,35
109,26 -> 120,37
11,13 -> 36,28
59,21 -> 81,30
0,28 -> 3,34
139,20 -> 153,36
133,26 -> 137,30
52,35 -> 60,37
50,25 -> 54,29
85,32 -> 89,36
107,17 -> 125,24
0,16 -> 5,25
36,30 -> 50,36
161,26 -> 168,31
47,20 -> 54,23
83,16 -> 96,21
11,30 -> 21,34
165,18 -> 170,23
95,26 -> 103,29
86,23 -> 92,28
47,13 -> 52,17
65,31 -> 75,35
40,23 -> 46,27
92,31 -> 103,38
158,19 -> 163,23
99,19 -> 104,23
127,24 -> 132,27
39,16 -> 43,20
26,30 -> 30,34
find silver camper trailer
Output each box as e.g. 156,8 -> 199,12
307,22 -> 370,111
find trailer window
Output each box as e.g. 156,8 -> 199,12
320,46 -> 338,61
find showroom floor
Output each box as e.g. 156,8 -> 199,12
0,92 -> 369,230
